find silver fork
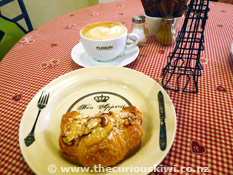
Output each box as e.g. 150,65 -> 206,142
24,90 -> 50,147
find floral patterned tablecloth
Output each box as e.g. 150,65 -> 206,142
0,0 -> 232,174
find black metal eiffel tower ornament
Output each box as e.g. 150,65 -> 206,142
162,0 -> 210,93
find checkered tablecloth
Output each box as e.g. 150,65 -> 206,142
0,0 -> 232,174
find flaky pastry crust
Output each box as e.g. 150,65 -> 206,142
59,106 -> 143,168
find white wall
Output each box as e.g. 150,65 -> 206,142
99,0 -> 121,3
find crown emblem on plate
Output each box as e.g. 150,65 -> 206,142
94,95 -> 110,102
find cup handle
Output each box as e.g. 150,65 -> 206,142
125,33 -> 139,50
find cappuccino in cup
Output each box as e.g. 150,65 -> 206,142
81,22 -> 126,40
80,22 -> 139,62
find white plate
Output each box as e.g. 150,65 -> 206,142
71,43 -> 139,67
19,66 -> 176,175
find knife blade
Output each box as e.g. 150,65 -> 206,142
158,91 -> 167,151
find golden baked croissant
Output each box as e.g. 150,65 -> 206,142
59,106 -> 143,168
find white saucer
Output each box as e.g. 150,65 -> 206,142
71,42 -> 139,67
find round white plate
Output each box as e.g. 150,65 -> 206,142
19,66 -> 176,175
71,43 -> 139,67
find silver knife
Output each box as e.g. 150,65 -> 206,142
158,91 -> 167,151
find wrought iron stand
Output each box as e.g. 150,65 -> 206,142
162,0 -> 210,93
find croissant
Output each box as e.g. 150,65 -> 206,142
59,106 -> 143,168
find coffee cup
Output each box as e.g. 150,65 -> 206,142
80,21 -> 139,62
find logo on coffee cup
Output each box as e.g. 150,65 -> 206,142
96,46 -> 113,50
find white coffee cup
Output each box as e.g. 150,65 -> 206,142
145,15 -> 183,36
80,21 -> 139,62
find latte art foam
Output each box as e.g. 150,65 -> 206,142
81,22 -> 126,40
89,26 -> 124,40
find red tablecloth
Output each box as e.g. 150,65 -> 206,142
0,0 -> 233,174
